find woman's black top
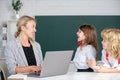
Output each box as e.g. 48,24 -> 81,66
22,44 -> 37,66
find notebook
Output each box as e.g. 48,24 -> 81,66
28,50 -> 73,78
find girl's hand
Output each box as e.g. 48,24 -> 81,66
92,66 -> 101,72
95,66 -> 108,73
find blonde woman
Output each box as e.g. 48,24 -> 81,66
88,28 -> 120,73
5,15 -> 43,74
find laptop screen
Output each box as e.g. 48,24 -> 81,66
27,50 -> 73,78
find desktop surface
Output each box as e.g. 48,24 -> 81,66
8,62 -> 120,80
28,72 -> 120,80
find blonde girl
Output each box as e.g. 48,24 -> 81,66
88,28 -> 120,73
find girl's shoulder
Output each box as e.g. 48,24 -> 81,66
84,45 -> 96,52
101,49 -> 106,55
85,45 -> 94,49
77,45 -> 96,51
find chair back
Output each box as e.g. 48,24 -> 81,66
0,60 -> 9,80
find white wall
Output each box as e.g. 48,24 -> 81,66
0,0 -> 120,58
0,0 -> 120,25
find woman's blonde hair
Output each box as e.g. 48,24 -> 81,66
101,28 -> 120,59
15,15 -> 36,39
15,15 -> 36,37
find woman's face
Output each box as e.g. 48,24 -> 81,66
23,20 -> 36,39
76,29 -> 86,41
102,39 -> 108,50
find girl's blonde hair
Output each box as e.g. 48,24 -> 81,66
15,15 -> 36,41
101,28 -> 120,59
80,25 -> 98,52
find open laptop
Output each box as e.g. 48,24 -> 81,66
27,50 -> 73,78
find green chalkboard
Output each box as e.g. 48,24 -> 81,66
35,16 -> 120,60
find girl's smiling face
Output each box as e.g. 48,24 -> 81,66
76,29 -> 86,42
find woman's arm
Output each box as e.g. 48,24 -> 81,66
5,42 -> 17,74
15,66 -> 42,73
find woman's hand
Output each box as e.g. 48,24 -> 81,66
16,66 -> 42,73
29,66 -> 42,72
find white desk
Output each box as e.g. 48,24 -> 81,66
28,72 -> 120,80
8,63 -> 120,80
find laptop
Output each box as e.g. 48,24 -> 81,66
27,50 -> 73,78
